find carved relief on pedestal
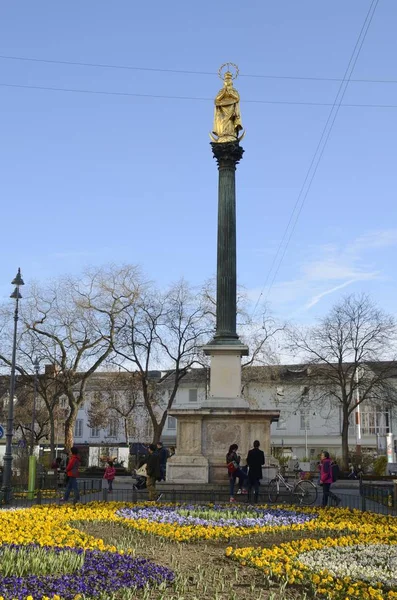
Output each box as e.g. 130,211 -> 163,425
204,422 -> 241,452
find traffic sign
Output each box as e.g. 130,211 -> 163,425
0,426 -> 4,439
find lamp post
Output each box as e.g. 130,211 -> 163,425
30,358 -> 39,455
1,268 -> 24,503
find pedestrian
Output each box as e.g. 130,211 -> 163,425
103,460 -> 116,492
156,441 -> 169,481
62,447 -> 81,505
146,444 -> 161,501
226,444 -> 248,502
246,440 -> 265,503
320,451 -> 341,507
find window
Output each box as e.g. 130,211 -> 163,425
361,407 -> 390,436
168,416 -> 177,430
108,418 -> 118,438
91,426 -> 100,438
74,419 -> 83,438
189,388 -> 198,402
300,410 -> 310,431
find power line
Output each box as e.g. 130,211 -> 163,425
251,0 -> 380,317
1,81 -> 397,109
1,53 -> 397,85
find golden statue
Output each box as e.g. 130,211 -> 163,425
210,63 -> 245,144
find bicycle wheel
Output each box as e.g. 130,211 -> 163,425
268,478 -> 279,503
293,480 -> 318,506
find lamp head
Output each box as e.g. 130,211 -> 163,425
10,287 -> 22,300
11,268 -> 24,287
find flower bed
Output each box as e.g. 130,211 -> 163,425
0,504 -> 175,599
118,504 -> 315,527
227,508 -> 397,599
0,544 -> 173,600
116,504 -> 317,541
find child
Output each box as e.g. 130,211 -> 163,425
103,460 -> 116,492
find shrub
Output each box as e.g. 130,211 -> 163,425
373,455 -> 388,476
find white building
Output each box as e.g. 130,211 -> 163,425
72,363 -> 397,463
2,363 -> 395,466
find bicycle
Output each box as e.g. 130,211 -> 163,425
268,469 -> 318,506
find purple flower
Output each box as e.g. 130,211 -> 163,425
0,544 -> 174,600
117,505 -> 316,528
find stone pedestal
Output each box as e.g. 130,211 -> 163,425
166,407 -> 279,484
202,344 -> 248,408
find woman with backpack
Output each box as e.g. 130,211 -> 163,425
320,451 -> 341,507
226,444 -> 248,502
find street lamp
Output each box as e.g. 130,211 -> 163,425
1,268 -> 24,503
30,358 -> 40,455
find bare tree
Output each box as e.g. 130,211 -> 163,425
0,378 -> 49,448
201,278 -> 283,368
288,294 -> 397,469
0,308 -> 63,456
12,265 -> 142,451
87,372 -> 141,445
113,279 -> 213,442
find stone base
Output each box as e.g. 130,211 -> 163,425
166,454 -> 209,484
167,407 -> 279,484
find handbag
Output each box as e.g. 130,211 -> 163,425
136,464 -> 147,478
227,461 -> 239,474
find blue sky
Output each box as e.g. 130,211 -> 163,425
1,1 -> 396,325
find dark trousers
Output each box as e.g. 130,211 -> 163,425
107,478 -> 113,491
248,478 -> 260,502
229,469 -> 247,496
159,465 -> 166,481
322,483 -> 339,506
64,477 -> 80,503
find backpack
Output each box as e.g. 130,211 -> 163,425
331,463 -> 340,482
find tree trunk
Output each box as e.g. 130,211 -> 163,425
341,406 -> 350,471
64,404 -> 78,453
152,422 -> 161,444
124,418 -> 129,446
49,414 -> 56,459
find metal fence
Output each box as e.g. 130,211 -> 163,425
1,478 -> 103,509
2,480 -> 397,517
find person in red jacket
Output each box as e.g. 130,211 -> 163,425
320,451 -> 340,507
62,447 -> 81,504
103,460 -> 116,492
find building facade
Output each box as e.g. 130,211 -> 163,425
1,363 -> 396,465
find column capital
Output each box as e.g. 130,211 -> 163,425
211,141 -> 244,169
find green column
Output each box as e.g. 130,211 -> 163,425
28,455 -> 37,500
211,141 -> 244,345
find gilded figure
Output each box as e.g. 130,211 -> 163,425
210,68 -> 245,143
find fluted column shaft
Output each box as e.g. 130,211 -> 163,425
211,141 -> 244,344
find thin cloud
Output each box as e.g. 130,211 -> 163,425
352,229 -> 397,251
306,279 -> 362,309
